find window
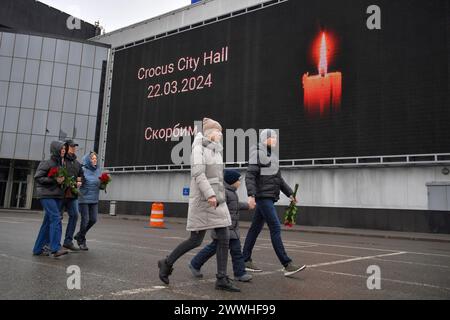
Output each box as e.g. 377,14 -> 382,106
6,83 -> 22,107
89,92 -> 99,116
92,69 -> 102,93
76,91 -> 90,115
27,36 -> 43,60
24,59 -> 40,84
68,42 -> 82,65
41,38 -> 56,61
49,87 -> 64,112
0,56 -> 12,81
61,113 -> 75,138
29,135 -> 45,160
79,67 -> 93,91
81,44 -> 95,68
35,85 -> 51,110
55,40 -> 69,64
46,111 -> 61,136
66,65 -> 80,89
22,84 -> 37,109
75,114 -> 88,139
0,106 -> 5,129
52,63 -> 67,87
87,116 -> 97,141
10,58 -> 26,82
32,110 -> 48,135
15,134 -> 31,159
18,108 -> 34,134
13,34 -> 29,59
0,81 -> 8,106
94,47 -> 108,69
38,61 -> 53,85
0,133 -> 16,158
4,107 -> 20,132
63,88 -> 77,113
0,33 -> 15,57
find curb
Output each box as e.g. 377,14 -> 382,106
103,214 -> 450,244
2,209 -> 449,243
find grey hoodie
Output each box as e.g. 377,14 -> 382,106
34,141 -> 66,199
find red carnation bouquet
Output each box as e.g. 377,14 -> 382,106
284,184 -> 299,228
47,167 -> 79,196
47,167 -> 62,178
99,172 -> 112,192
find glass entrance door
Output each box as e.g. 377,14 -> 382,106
9,168 -> 30,209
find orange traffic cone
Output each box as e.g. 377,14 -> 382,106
149,202 -> 166,228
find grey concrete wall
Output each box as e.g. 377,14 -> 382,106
99,166 -> 450,210
91,0 -> 276,48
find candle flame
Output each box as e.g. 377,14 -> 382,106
318,32 -> 327,76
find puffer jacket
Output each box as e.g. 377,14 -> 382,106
34,141 -> 65,199
79,153 -> 101,204
64,152 -> 83,199
211,182 -> 249,240
186,133 -> 232,232
245,143 -> 293,201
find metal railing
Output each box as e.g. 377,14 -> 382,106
103,153 -> 450,174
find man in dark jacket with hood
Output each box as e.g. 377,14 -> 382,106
243,129 -> 306,277
61,139 -> 83,251
32,141 -> 69,258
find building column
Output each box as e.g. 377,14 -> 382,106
4,160 -> 14,208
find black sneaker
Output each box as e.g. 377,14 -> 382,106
283,263 -> 306,277
245,260 -> 263,272
51,249 -> 69,258
33,251 -> 50,257
78,243 -> 89,251
158,258 -> 173,285
63,243 -> 80,251
215,276 -> 241,292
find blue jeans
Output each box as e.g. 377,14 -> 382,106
75,203 -> 98,244
33,199 -> 63,254
61,199 -> 79,246
191,238 -> 246,277
242,198 -> 292,267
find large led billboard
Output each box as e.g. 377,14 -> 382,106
105,0 -> 450,167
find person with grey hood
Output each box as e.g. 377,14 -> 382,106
32,141 -> 69,258
243,129 -> 306,277
158,118 -> 240,292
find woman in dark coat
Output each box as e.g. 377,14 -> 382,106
32,141 -> 68,258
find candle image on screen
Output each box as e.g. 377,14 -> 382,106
302,32 -> 342,117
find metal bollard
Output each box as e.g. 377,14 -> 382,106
109,200 -> 116,216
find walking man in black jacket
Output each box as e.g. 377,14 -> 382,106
61,139 -> 83,251
243,129 -> 306,276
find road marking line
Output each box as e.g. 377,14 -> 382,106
316,269 -> 450,292
307,252 -> 407,268
260,237 -> 450,258
373,258 -> 450,269
111,286 -> 166,297
254,245 -> 358,258
0,220 -> 24,224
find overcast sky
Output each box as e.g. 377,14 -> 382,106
38,0 -> 192,33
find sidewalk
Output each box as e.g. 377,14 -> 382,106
2,208 -> 450,243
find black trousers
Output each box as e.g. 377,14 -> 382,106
166,227 -> 230,278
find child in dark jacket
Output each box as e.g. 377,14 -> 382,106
189,169 -> 253,282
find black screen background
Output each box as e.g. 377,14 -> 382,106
105,0 -> 450,167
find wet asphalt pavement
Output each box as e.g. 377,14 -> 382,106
0,210 -> 449,300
